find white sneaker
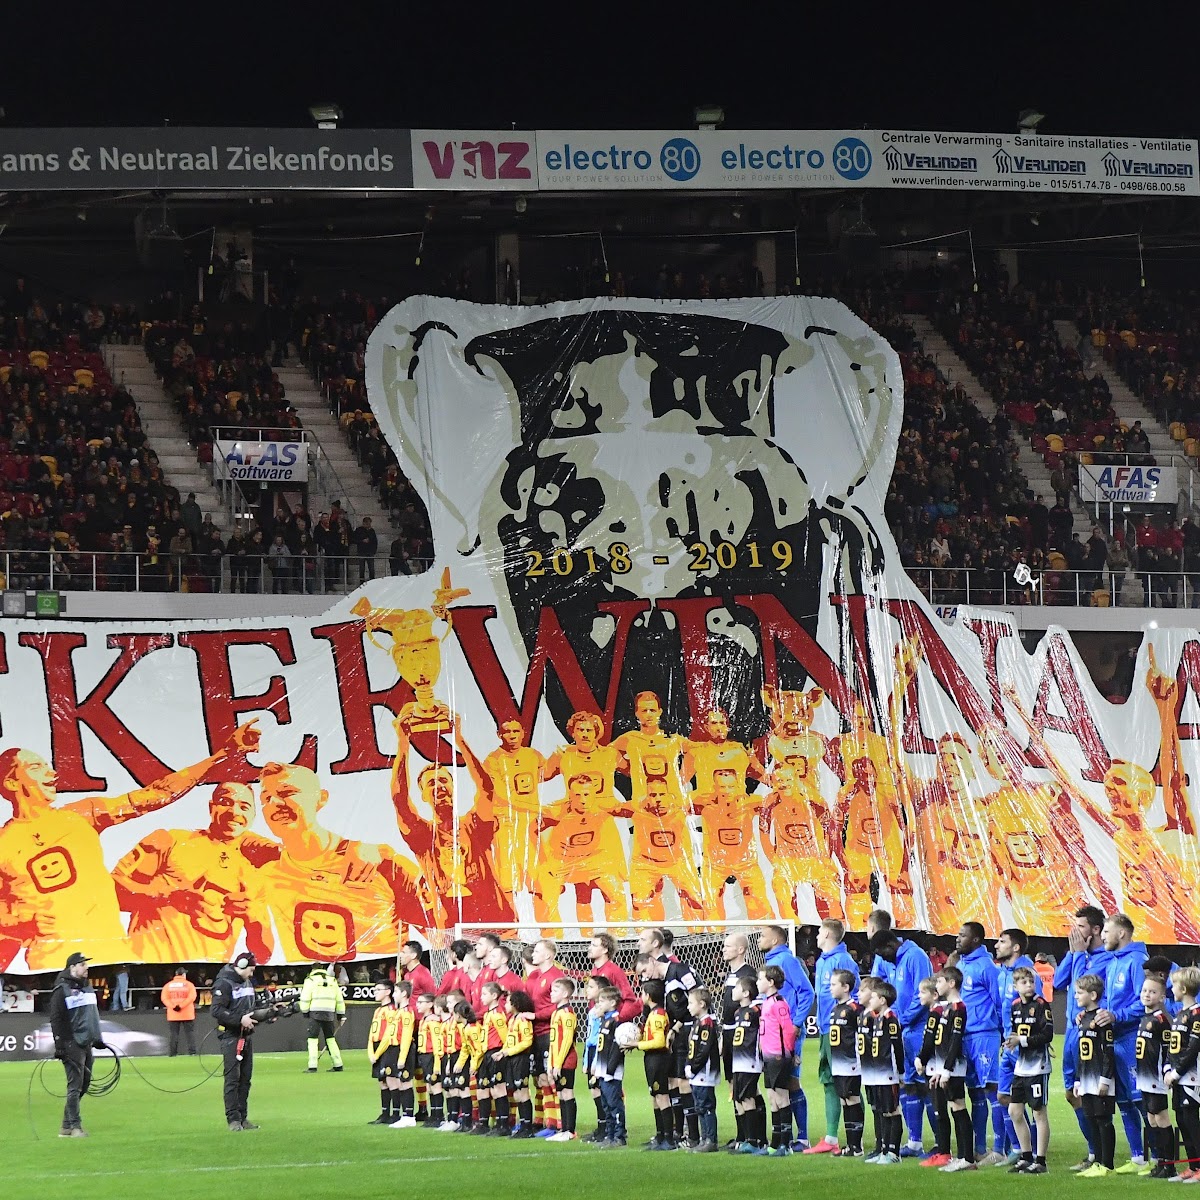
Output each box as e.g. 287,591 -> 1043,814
390,1116 -> 418,1128
438,1121 -> 458,1131
549,1131 -> 576,1142
940,1158 -> 978,1173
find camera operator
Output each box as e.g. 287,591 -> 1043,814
211,951 -> 262,1131
49,951 -> 106,1138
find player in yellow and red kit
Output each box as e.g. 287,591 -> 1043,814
390,716 -> 512,929
993,682 -> 1117,919
976,728 -> 1098,937
534,772 -> 629,926
758,759 -> 844,920
833,701 -> 914,929
0,720 -> 260,971
112,781 -> 273,963
627,776 -> 705,922
1144,646 -> 1200,889
256,761 -> 427,961
366,980 -> 403,1125
909,735 -> 1003,934
483,720 -> 545,905
547,975 -> 580,1140
544,712 -> 621,806
884,635 -> 999,932
614,692 -> 687,802
693,766 -> 771,920
1101,760 -> 1200,943
763,686 -> 829,773
683,708 -> 765,795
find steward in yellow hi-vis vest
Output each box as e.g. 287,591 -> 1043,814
299,963 -> 346,1072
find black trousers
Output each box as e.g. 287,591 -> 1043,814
61,1042 -> 93,1129
169,1020 -> 197,1056
221,1035 -> 253,1122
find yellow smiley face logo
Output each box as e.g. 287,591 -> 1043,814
294,902 -> 355,960
28,846 -> 76,894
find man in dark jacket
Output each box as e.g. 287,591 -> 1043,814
210,951 -> 261,1131
353,517 -> 378,583
49,951 -> 105,1137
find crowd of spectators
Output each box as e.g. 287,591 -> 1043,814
1075,285 -> 1200,431
9,261 -> 1199,605
0,283 -> 202,591
937,276 -> 1122,463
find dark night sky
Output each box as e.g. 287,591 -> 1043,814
5,4 -> 1194,138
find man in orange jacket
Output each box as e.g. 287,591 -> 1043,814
161,966 -> 198,1056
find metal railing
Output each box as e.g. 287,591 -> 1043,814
0,550 -> 432,595
210,425 -> 308,443
905,565 -> 1198,608
1,551 -> 1190,607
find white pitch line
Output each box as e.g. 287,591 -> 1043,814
20,1146 -> 614,1181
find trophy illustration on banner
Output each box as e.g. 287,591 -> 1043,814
352,568 -> 471,734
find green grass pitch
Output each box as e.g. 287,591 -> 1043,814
2,1040 -> 1138,1198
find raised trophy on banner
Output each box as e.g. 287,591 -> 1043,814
352,567 -> 471,734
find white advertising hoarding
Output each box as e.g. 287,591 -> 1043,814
1079,463 -> 1178,504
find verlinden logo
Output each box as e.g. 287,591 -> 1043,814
994,148 -> 1086,175
1102,150 -> 1194,178
883,145 -> 976,172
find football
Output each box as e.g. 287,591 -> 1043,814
615,1021 -> 641,1049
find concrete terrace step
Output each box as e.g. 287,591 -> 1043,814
912,316 -> 1093,541
102,343 -> 231,529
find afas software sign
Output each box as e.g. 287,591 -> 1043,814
1079,463 -> 1178,504
214,439 -> 309,483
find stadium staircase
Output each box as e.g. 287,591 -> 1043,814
1052,319 -> 1180,464
272,365 -> 392,534
103,343 -> 231,532
908,316 -> 1092,541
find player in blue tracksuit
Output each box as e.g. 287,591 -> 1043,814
868,923 -> 934,1155
812,919 -> 859,1151
761,924 -> 815,1148
1099,914 -> 1148,1167
955,922 -> 1002,1158
1053,904 -> 1111,1165
992,928 -> 1034,1158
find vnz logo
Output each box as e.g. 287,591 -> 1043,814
224,443 -> 302,468
882,145 -> 977,172
421,139 -> 533,181
993,149 -> 1086,175
1102,151 -> 1195,179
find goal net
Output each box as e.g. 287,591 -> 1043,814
434,921 -> 798,1020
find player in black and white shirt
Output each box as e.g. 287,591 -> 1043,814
1136,971 -> 1175,1179
728,975 -> 766,1151
1167,968 -> 1200,1182
859,981 -> 904,1164
916,966 -> 974,1172
827,968 -> 864,1157
1004,966 -> 1053,1174
637,950 -> 699,1147
1074,973 -> 1116,1175
720,933 -> 759,1083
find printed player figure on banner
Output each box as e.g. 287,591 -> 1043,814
352,567 -> 470,734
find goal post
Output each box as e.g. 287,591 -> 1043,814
437,920 -> 799,1010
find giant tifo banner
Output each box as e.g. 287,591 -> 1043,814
2,296 -> 1200,972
